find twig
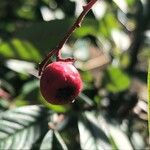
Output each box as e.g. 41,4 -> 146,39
39,0 -> 98,76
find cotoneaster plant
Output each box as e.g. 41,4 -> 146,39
38,0 -> 97,105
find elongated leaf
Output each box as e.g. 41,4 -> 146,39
40,130 -> 53,150
0,38 -> 41,62
0,105 -> 49,149
5,59 -> 36,75
79,93 -> 94,106
78,112 -> 111,150
106,123 -> 133,150
53,131 -> 68,150
78,120 -> 97,150
97,114 -> 133,150
40,130 -> 68,150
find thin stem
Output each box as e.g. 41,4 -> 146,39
57,0 -> 97,51
38,49 -> 57,76
39,0 -> 98,76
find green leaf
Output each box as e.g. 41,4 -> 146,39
0,38 -> 41,62
14,80 -> 40,106
125,0 -> 136,6
0,105 -> 49,149
40,130 -> 68,150
78,112 -> 111,150
103,65 -> 131,93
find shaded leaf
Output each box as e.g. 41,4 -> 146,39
14,19 -> 99,53
103,65 -> 131,93
0,105 -> 49,149
15,20 -> 72,52
21,79 -> 39,102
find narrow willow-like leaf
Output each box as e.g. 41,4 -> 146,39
106,123 -> 133,150
0,105 -> 49,149
78,121 -> 98,150
40,130 -> 53,150
0,38 -> 41,62
148,60 -> 150,140
40,130 -> 68,150
79,93 -> 94,106
55,130 -> 69,150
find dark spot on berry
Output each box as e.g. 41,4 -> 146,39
55,86 -> 75,100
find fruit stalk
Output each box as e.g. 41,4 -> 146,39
39,0 -> 98,76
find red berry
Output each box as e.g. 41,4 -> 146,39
40,61 -> 83,105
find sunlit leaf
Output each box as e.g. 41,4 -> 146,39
107,123 -> 133,150
40,130 -> 68,150
5,59 -> 36,75
0,105 -> 49,149
53,131 -> 68,150
78,112 -> 111,150
97,114 -> 133,150
131,132 -> 145,149
40,130 -> 53,150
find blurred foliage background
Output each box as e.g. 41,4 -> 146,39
0,0 -> 149,149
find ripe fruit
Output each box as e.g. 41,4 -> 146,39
40,61 -> 82,105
